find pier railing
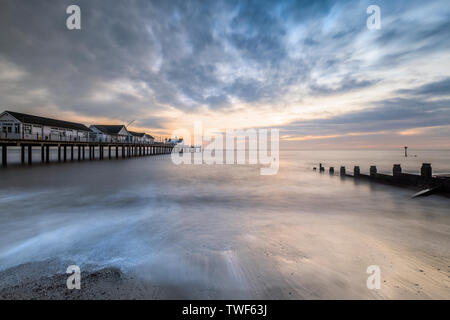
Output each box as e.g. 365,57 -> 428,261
0,132 -> 157,145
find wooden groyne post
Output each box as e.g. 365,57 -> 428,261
317,163 -> 450,197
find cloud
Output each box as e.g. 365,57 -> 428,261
0,0 -> 449,145
397,77 -> 450,97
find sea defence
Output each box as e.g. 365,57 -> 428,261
316,163 -> 450,198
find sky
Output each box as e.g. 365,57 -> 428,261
0,0 -> 449,149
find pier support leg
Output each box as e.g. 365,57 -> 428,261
89,146 -> 92,160
63,146 -> 67,162
82,146 -> 85,160
28,145 -> 32,165
58,145 -> 61,162
122,146 -> 125,158
41,145 -> 45,163
21,145 -> 25,164
78,146 -> 81,161
71,145 -> 74,161
46,146 -> 50,163
116,146 -> 119,159
109,146 -> 112,159
2,145 -> 7,168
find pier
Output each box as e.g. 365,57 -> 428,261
0,138 -> 174,168
0,110 -> 188,168
316,163 -> 450,198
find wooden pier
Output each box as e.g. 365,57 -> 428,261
0,138 -> 174,168
316,163 -> 450,198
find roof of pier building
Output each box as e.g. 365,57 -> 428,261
129,131 -> 146,137
2,111 -> 90,132
90,125 -> 129,135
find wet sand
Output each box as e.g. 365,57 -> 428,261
0,260 -> 188,300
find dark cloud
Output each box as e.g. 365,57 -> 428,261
0,0 -> 449,138
397,78 -> 450,97
282,96 -> 450,137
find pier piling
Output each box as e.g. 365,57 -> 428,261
41,145 -> 45,163
45,146 -> 50,163
2,144 -> 7,167
340,166 -> 346,176
21,145 -> 25,164
354,166 -> 360,176
370,166 -> 377,176
28,146 -> 32,165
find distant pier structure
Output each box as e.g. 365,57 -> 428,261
315,162 -> 450,198
404,146 -> 408,157
0,110 -> 179,168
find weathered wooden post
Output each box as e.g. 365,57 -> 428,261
393,164 -> 402,176
421,163 -> 432,178
45,145 -> 50,163
354,166 -> 360,176
370,166 -> 377,176
21,145 -> 25,164
329,167 -> 334,174
319,163 -> 324,172
28,145 -> 32,165
2,145 -> 7,168
340,166 -> 346,176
